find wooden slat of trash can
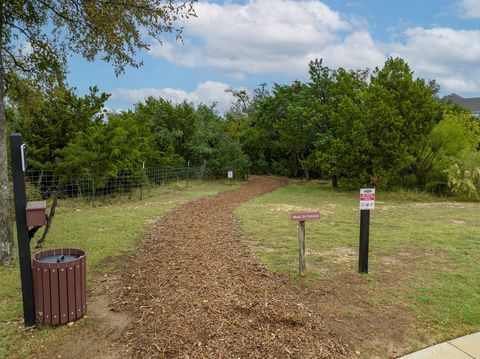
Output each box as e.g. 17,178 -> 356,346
58,262 -> 69,324
67,264 -> 76,322
42,266 -> 51,325
75,261 -> 82,318
33,265 -> 43,323
50,265 -> 60,325
81,256 -> 87,314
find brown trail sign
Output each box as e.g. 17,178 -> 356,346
290,212 -> 320,276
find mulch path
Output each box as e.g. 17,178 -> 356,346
111,176 -> 354,358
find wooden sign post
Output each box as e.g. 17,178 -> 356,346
290,212 -> 320,276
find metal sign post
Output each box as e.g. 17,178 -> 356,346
10,133 -> 36,326
291,212 -> 320,276
359,188 -> 375,274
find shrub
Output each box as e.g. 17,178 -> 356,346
445,150 -> 480,200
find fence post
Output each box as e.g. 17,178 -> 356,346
140,162 -> 145,201
92,178 -> 96,207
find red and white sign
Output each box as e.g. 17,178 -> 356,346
291,212 -> 320,222
360,188 -> 375,210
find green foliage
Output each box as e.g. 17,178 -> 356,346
134,98 -> 195,166
56,110 -> 152,185
9,85 -> 109,170
0,0 -> 197,263
334,58 -> 440,188
445,150 -> 480,200
234,57 -> 447,190
1,1 -> 196,82
7,52 -> 480,201
190,104 -> 250,179
416,112 -> 479,191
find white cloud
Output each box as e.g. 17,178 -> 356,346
436,76 -> 478,92
110,81 -> 238,112
103,106 -> 126,114
390,27 -> 480,93
146,1 -> 480,97
459,0 -> 480,18
149,0 -> 381,76
320,31 -> 385,69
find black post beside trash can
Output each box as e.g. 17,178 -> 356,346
32,249 -> 87,325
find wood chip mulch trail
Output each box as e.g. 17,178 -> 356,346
112,176 -> 354,358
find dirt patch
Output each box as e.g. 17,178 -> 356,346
447,219 -> 467,225
28,274 -> 130,359
291,246 -> 456,359
409,202 -> 474,209
297,270 -> 417,359
268,203 -> 337,214
318,247 -> 357,265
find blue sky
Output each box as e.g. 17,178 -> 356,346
67,0 -> 480,112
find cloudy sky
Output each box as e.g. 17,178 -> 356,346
67,0 -> 480,112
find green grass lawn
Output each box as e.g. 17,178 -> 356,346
0,180 -> 237,358
235,180 -> 480,354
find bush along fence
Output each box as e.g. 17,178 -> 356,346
23,165 -> 204,204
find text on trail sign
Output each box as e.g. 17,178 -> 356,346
290,212 -> 320,222
227,170 -> 233,179
359,188 -> 375,210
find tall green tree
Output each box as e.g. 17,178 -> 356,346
310,61 -> 368,186
10,85 -> 109,170
134,98 -> 196,166
57,109 -> 153,184
272,81 -> 317,179
323,58 -> 440,188
8,84 -> 109,247
0,0 -> 196,263
191,104 -> 250,179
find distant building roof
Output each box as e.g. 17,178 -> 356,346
442,93 -> 480,114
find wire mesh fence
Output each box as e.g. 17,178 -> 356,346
21,165 -> 204,204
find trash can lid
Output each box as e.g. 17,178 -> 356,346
35,254 -> 81,264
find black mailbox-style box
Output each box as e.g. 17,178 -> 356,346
26,201 -> 47,228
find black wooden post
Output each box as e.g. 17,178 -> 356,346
358,209 -> 370,273
10,133 -> 36,326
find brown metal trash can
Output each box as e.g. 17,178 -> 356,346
32,248 -> 87,325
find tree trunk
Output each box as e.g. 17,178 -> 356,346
296,152 -> 310,180
0,3 -> 15,264
293,153 -> 299,178
36,182 -> 60,248
332,175 -> 338,188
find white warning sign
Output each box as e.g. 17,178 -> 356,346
359,188 -> 375,210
